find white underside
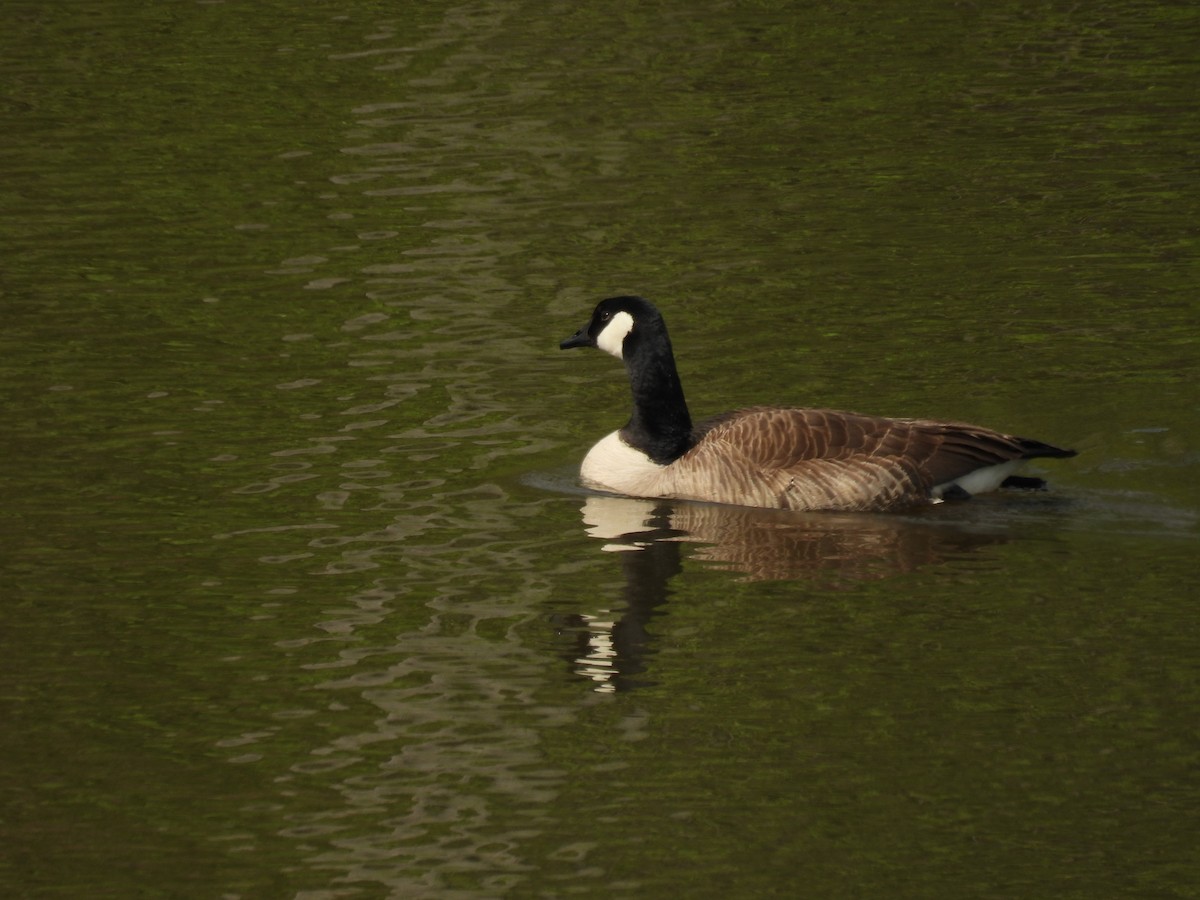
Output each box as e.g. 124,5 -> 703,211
931,460 -> 1021,499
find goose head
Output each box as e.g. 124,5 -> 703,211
559,295 -> 664,361
560,296 -> 693,463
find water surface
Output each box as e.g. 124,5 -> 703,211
2,1 -> 1197,897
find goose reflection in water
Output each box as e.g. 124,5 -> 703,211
560,495 -> 1012,693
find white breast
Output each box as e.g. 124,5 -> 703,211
580,431 -> 667,497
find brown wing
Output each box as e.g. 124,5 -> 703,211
682,408 -> 1070,511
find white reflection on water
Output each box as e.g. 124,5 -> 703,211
564,484 -> 1198,695
580,494 -> 1012,583
561,494 -> 1015,693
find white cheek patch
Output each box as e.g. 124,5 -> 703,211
596,310 -> 634,359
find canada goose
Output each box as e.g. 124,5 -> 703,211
559,296 -> 1077,512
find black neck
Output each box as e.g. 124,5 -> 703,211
619,321 -> 694,464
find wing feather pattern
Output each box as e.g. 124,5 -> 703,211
654,407 -> 1074,511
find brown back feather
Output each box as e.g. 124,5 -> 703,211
689,407 -> 1055,498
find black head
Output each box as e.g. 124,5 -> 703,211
559,296 -> 665,359
560,296 -> 692,462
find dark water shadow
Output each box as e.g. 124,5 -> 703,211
526,470 -> 1197,692
578,494 -> 1016,583
554,492 -> 1018,692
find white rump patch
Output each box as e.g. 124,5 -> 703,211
596,310 -> 634,359
932,460 -> 1022,499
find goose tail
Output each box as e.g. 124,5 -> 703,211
1017,438 -> 1078,460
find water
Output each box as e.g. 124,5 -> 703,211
2,1 -> 1197,897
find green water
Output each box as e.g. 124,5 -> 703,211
2,1 -> 1197,897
